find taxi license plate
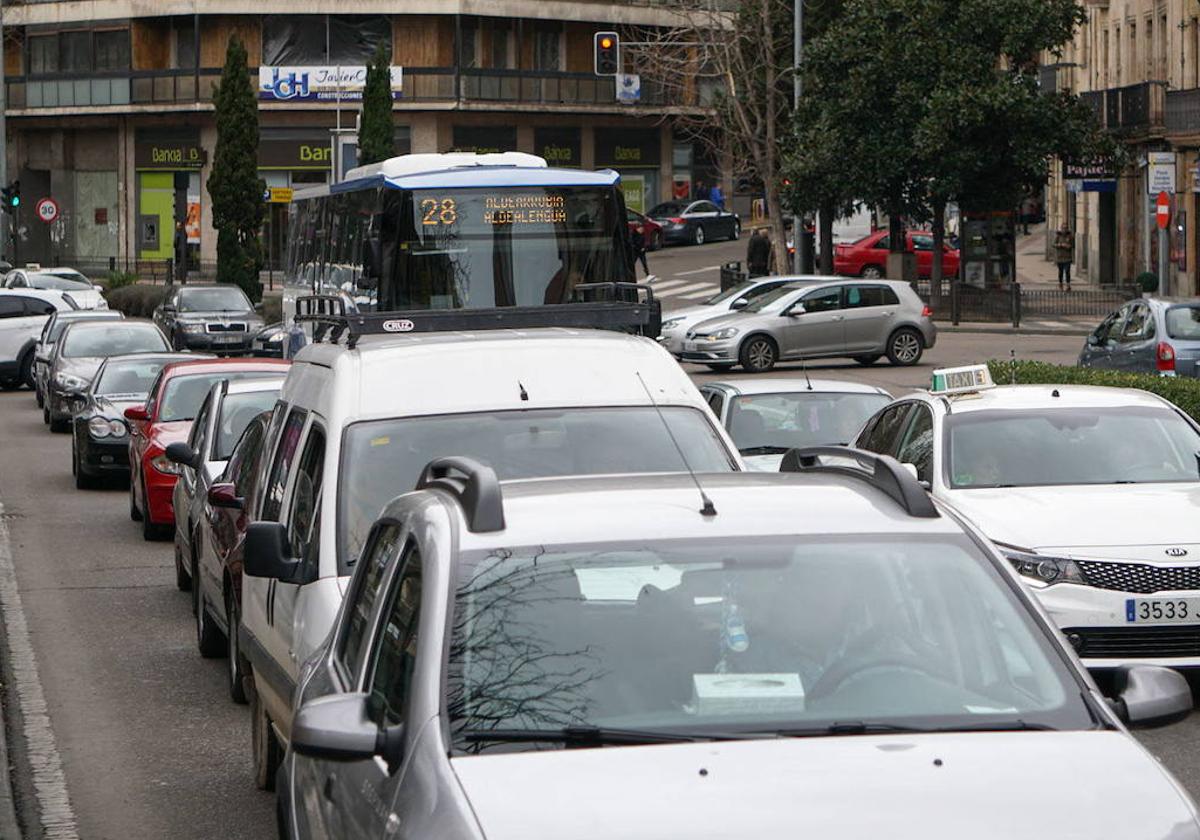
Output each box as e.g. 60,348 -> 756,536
1126,598 -> 1200,623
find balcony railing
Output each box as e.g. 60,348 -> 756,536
5,68 -> 221,109
1076,81 -> 1164,132
1166,88 -> 1200,134
458,68 -> 672,107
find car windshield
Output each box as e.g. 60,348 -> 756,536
447,534 -> 1092,752
744,284 -> 806,313
29,273 -> 90,291
648,202 -> 685,217
214,391 -> 279,459
946,406 -> 1200,488
158,371 -> 281,423
1166,305 -> 1200,340
730,392 -> 892,451
61,324 -> 168,358
178,287 -> 252,312
339,406 -> 734,568
93,359 -> 172,397
48,313 -> 121,342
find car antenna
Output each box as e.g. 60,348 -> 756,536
799,354 -> 813,390
635,371 -> 717,517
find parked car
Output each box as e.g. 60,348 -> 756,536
153,285 -> 265,355
45,319 -> 170,430
0,289 -> 74,390
626,209 -> 664,251
1079,297 -> 1200,377
69,352 -> 195,489
165,376 -> 283,616
681,279 -> 936,372
833,230 -> 960,280
278,458 -> 1196,839
251,323 -> 286,358
700,377 -> 891,470
5,267 -> 108,309
856,364 -> 1200,670
659,277 -> 812,357
239,323 -> 741,791
647,200 -> 741,246
125,357 -> 290,541
32,309 -> 125,407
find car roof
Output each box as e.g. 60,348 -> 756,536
160,357 -> 289,380
62,318 -> 158,332
99,352 -> 197,366
445,472 -> 963,553
708,376 -> 891,397
1146,297 -> 1200,307
53,309 -> 122,320
222,376 -> 286,396
926,383 -> 1173,414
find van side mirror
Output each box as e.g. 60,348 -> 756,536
244,521 -> 307,583
124,405 -> 149,423
292,692 -> 405,772
165,441 -> 200,470
1111,665 -> 1192,728
207,482 -> 243,510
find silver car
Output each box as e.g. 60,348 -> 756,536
659,275 -> 820,357
32,309 -> 124,409
279,457 -> 1197,839
1080,297 -> 1200,376
680,278 -> 936,373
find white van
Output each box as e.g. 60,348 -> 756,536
238,324 -> 741,789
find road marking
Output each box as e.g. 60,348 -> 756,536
0,503 -> 80,839
678,289 -> 719,301
673,265 -> 721,277
650,279 -> 691,293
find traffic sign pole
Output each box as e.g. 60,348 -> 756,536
1157,191 -> 1171,297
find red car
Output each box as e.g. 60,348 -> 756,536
834,230 -> 960,280
126,357 -> 290,540
627,209 -> 664,251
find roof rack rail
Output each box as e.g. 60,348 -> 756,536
293,282 -> 659,349
779,446 -> 939,519
415,456 -> 506,533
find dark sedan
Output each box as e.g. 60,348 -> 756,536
70,352 -> 196,488
647,200 -> 741,246
153,285 -> 265,355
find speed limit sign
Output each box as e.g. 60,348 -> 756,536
35,197 -> 59,224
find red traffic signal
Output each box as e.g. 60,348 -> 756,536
594,31 -> 619,76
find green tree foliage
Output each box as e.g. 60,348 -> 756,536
358,44 -> 395,166
207,35 -> 265,301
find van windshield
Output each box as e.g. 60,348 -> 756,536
338,406 -> 734,569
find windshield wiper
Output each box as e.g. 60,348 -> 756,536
461,725 -> 718,745
766,719 -> 1058,737
936,719 -> 1058,732
738,445 -> 791,456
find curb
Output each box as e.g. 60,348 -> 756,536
938,324 -> 1090,337
0,675 -> 23,840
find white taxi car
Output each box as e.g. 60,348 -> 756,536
854,364 -> 1200,670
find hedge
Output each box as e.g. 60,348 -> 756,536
103,284 -> 168,319
987,360 -> 1200,423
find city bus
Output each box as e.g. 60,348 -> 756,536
282,152 -> 638,329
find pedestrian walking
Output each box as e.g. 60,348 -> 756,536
747,227 -> 771,278
1054,224 -> 1074,291
710,182 -> 725,210
1020,197 -> 1036,235
631,222 -> 649,276
694,180 -> 711,202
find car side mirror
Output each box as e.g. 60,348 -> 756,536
253,302 -> 264,314
123,405 -> 149,423
786,305 -> 806,317
207,482 -> 244,510
93,284 -> 104,293
244,521 -> 306,583
165,441 -> 200,470
292,692 -> 405,772
1087,334 -> 1102,347
730,297 -> 749,310
1110,665 -> 1192,728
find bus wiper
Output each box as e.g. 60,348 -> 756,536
738,445 -> 791,456
461,725 -> 721,745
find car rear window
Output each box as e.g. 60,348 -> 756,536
158,371 -> 282,422
1166,306 -> 1200,340
61,324 -> 168,358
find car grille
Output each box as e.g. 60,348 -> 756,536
1076,559 -> 1200,594
205,322 -> 247,333
1065,626 -> 1200,659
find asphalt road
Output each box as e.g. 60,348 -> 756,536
0,318 -> 1198,839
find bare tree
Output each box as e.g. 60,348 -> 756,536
628,0 -> 794,272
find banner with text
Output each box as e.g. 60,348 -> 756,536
259,66 -> 403,102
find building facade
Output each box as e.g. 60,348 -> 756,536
0,1 -> 726,275
1044,0 -> 1200,295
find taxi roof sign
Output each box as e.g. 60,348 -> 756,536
930,364 -> 995,395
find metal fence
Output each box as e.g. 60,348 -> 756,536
915,281 -> 1140,326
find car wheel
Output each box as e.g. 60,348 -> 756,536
886,327 -> 924,366
174,541 -> 191,591
49,413 -> 69,433
130,480 -> 143,522
0,378 -> 20,391
251,685 -> 281,791
692,225 -> 705,246
739,335 -> 778,373
73,442 -> 98,490
195,564 -> 225,658
227,589 -> 249,705
19,352 -> 34,389
730,220 -> 741,241
42,405 -> 50,426
141,479 -> 169,541
854,355 -> 882,366
860,265 -> 884,279
35,387 -> 43,409
705,363 -> 735,372
651,230 -> 663,251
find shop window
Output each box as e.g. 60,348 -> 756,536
28,34 -> 57,74
94,30 -> 130,71
59,31 -> 93,74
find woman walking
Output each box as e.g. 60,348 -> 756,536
1054,224 -> 1074,291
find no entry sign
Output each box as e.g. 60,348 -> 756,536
1157,191 -> 1171,230
35,197 -> 59,224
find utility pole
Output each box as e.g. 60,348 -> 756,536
0,0 -> 9,264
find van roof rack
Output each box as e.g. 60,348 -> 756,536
415,456 -> 505,533
294,282 -> 660,348
779,446 -> 939,518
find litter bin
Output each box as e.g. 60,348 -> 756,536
720,261 -> 746,292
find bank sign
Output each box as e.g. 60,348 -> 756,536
259,66 -> 403,101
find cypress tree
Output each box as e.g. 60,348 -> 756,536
358,44 -> 395,165
207,35 -> 265,301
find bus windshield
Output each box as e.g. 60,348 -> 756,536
380,186 -> 632,309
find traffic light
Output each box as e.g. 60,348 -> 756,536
1,181 -> 19,211
594,31 -> 619,76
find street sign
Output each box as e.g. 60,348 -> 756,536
35,197 -> 59,224
1157,191 -> 1171,230
1148,152 -> 1177,194
268,187 -> 294,204
615,73 -> 641,104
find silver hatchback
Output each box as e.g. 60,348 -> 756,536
680,279 -> 937,373
1079,297 -> 1200,377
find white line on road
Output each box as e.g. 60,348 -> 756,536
650,279 -> 691,292
673,265 -> 721,277
0,503 -> 80,840
678,289 -> 719,301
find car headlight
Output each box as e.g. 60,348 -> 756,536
88,417 -> 112,438
151,454 -> 182,475
661,317 -> 684,331
704,327 -> 739,340
180,323 -> 206,334
55,372 -> 87,391
998,545 -> 1084,586
107,419 -> 126,437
